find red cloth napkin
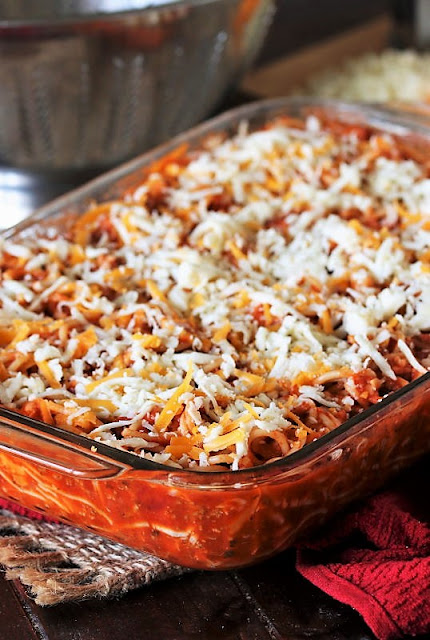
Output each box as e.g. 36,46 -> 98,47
296,490 -> 430,640
0,497 -> 57,522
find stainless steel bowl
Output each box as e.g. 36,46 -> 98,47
0,0 -> 274,170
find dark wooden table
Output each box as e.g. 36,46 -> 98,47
2,554 -> 374,640
2,2 -> 428,638
1,550 -> 372,640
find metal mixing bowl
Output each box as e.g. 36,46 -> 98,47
0,0 -> 274,170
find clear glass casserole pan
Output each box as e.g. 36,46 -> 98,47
1,97 -> 430,570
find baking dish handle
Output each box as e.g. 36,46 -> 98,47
0,411 -> 127,479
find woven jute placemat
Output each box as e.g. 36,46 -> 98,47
0,510 -> 187,606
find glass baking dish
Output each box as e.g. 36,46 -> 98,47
1,98 -> 430,570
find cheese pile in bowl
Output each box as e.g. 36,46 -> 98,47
304,49 -> 430,103
1,113 -> 430,471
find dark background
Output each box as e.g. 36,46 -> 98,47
258,0 -> 413,65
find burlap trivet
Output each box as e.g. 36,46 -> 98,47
0,510 -> 187,606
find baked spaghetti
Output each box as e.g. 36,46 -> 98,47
1,114 -> 430,470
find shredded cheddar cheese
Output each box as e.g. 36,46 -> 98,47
85,369 -> 133,393
37,361 -> 61,389
132,333 -> 162,349
155,362 -> 193,431
213,321 -> 231,343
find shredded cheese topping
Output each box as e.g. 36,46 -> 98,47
1,113 -> 430,470
304,49 -> 430,103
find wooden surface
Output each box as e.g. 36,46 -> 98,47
2,551 -> 374,640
